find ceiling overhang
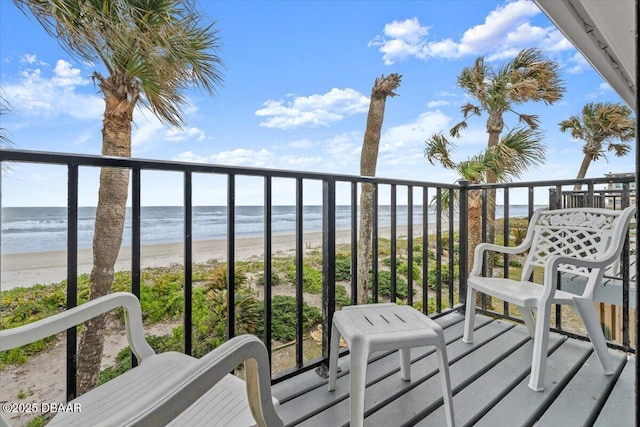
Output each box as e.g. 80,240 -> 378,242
535,0 -> 636,111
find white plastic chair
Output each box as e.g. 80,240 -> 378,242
0,292 -> 284,427
463,207 -> 635,391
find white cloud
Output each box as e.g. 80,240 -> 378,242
212,148 -> 274,167
256,88 -> 369,129
566,52 -> 590,74
172,148 -> 275,168
377,110 -> 451,166
166,127 -> 207,142
51,60 -> 85,87
369,0 -> 576,64
457,0 -> 540,56
384,17 -> 429,43
19,54 -> 46,66
4,58 -> 102,120
279,155 -> 323,167
427,100 -> 451,108
368,17 -> 430,65
287,139 -> 314,149
172,150 -> 208,163
131,113 -> 165,147
585,82 -> 613,99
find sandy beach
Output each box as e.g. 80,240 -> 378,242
1,224 -> 439,290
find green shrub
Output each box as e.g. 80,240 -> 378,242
256,295 -> 322,342
256,271 -> 281,287
427,263 -> 458,289
397,261 -> 421,281
26,417 -> 46,427
335,284 -> 351,308
203,264 -> 248,291
335,254 -> 351,281
412,254 -> 423,266
508,259 -> 523,267
373,271 -> 409,299
286,265 -> 323,294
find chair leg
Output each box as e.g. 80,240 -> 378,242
528,303 -> 551,392
463,288 -> 477,343
399,348 -> 411,381
573,298 -> 614,375
349,343 -> 369,427
518,306 -> 536,338
435,333 -> 455,427
328,321 -> 342,391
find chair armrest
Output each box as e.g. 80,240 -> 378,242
127,334 -> 284,427
0,292 -> 155,362
541,247 -> 627,301
470,242 -> 530,277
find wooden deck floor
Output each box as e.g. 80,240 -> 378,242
272,312 -> 636,427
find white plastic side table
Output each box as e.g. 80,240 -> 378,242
328,303 -> 454,427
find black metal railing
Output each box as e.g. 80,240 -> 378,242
0,149 -> 636,401
0,149 -> 463,398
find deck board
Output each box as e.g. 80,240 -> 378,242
537,351 -> 627,427
593,356 -> 637,426
274,312 -> 636,426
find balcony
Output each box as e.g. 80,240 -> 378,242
0,149 -> 636,426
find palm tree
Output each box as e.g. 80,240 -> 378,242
14,0 -> 223,394
442,47 -> 563,281
559,102 -> 635,190
425,127 -> 546,275
357,73 -> 401,304
0,94 -> 15,172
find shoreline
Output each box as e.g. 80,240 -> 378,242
1,223 -> 454,290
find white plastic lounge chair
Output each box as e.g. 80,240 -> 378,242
463,207 -> 635,391
0,292 -> 284,427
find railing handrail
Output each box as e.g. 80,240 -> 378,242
0,148 -> 459,189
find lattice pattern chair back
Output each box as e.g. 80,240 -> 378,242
521,208 -> 626,299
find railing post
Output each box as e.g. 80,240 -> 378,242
435,188 -> 443,312
295,178 -> 304,369
350,182 -> 358,305
66,164 -> 78,402
264,176 -> 273,364
407,186 -> 413,307
227,174 -> 236,340
390,184 -> 397,302
372,183 -> 379,303
131,168 -> 141,368
458,180 -> 469,306
317,178 -> 336,378
184,171 -> 193,356
621,183 -> 631,348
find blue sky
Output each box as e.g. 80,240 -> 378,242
0,0 -> 634,207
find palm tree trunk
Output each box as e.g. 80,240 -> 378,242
573,154 -> 592,191
467,188 -> 482,276
77,76 -> 134,395
357,74 -> 401,304
481,118 -> 502,308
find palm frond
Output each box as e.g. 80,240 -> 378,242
449,120 -> 468,138
608,142 -> 632,157
14,0 -> 225,127
517,113 -> 540,130
425,133 -> 457,169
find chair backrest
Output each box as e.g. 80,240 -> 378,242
520,207 -> 635,298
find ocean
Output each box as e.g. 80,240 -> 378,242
1,205 -> 541,255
